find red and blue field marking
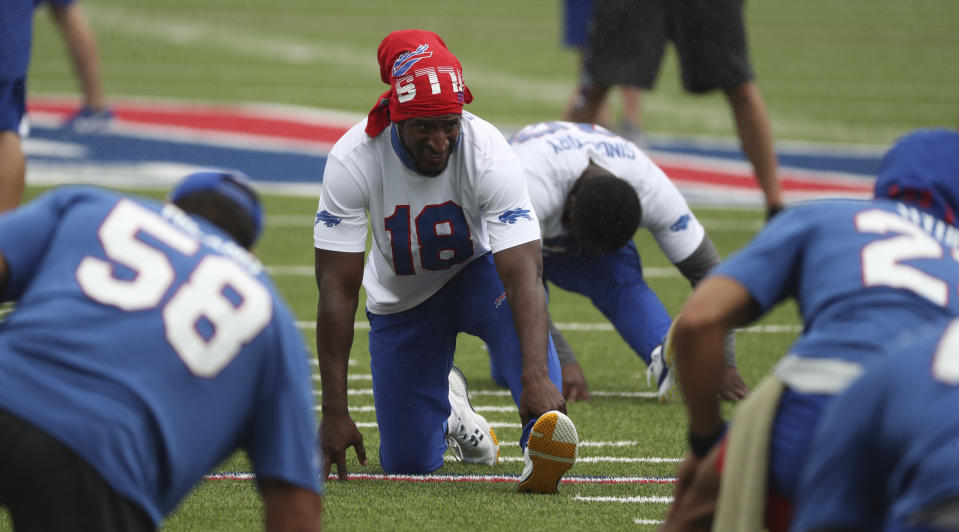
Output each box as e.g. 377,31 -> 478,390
25,96 -> 879,204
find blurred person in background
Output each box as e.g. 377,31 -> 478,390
560,0 -> 641,141
37,0 -> 114,131
567,0 -> 784,219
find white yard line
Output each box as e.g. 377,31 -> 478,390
449,456 -> 681,464
574,495 -> 673,504
295,320 -> 802,333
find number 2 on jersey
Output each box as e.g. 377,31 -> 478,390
857,209 -> 959,307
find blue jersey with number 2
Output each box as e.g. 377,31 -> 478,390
0,186 -> 320,525
715,198 -> 959,367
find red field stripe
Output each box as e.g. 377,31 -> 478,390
28,99 -> 349,144
659,163 -> 873,194
205,472 -> 676,485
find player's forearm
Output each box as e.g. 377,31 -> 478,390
510,284 -> 551,381
672,315 -> 725,437
675,236 -> 738,366
315,295 -> 357,417
674,235 -> 721,288
494,242 -> 551,380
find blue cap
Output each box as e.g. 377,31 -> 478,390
874,128 -> 959,226
169,170 -> 263,244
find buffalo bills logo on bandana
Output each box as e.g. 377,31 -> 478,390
392,44 -> 433,77
498,208 -> 533,224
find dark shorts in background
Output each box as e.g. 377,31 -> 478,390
0,406 -> 155,532
0,78 -> 26,134
585,0 -> 754,92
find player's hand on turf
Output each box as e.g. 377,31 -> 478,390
561,362 -> 592,403
719,365 -> 750,402
518,374 -> 566,427
320,413 -> 367,480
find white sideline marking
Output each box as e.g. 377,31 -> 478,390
207,471 -> 675,485
353,421 -> 523,429
311,388 -> 660,399
276,267 -> 679,279
574,495 -> 673,504
309,359 -> 355,367
311,374 -> 370,381
446,456 -> 680,464
634,518 -> 666,525
295,320 -> 802,334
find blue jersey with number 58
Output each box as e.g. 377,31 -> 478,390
714,197 -> 959,391
0,186 -> 320,525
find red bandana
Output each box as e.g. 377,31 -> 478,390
365,29 -> 474,137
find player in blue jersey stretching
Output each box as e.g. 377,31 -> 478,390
792,317 -> 959,531
0,171 -> 323,531
660,128 -> 959,532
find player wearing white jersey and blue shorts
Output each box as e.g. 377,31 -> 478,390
502,121 -> 746,403
662,128 -> 959,532
0,171 -> 323,530
313,30 -> 577,494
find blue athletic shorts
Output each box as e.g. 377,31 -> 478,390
367,253 -> 562,474
0,78 -> 26,134
768,388 -> 831,500
543,239 -> 672,365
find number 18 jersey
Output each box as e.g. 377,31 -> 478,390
713,198 -> 959,392
314,112 -> 542,315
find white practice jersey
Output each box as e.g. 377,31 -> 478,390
509,121 -> 705,264
314,111 -> 541,315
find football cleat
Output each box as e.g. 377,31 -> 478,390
646,320 -> 683,404
517,411 -> 578,494
446,365 -> 499,466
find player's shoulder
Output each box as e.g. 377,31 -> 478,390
328,118 -> 378,158
459,111 -> 509,148
774,197 -> 884,223
33,184 -> 138,213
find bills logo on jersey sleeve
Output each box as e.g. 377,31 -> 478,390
670,214 -> 691,232
498,208 -> 534,224
315,210 -> 342,227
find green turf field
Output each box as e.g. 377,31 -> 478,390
27,0 -> 959,146
3,1 -> 955,530
182,198 -> 800,531
0,189 -> 799,531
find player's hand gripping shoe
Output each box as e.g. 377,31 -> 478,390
446,365 -> 499,465
518,411 -> 578,494
646,318 -> 683,404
